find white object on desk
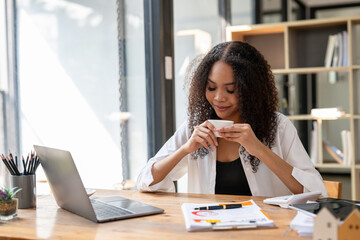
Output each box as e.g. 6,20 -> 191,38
263,191 -> 322,208
290,211 -> 315,237
181,200 -> 274,231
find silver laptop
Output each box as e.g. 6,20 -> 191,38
34,145 -> 164,223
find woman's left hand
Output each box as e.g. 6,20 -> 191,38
217,123 -> 265,157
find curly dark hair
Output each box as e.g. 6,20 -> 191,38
188,41 -> 279,172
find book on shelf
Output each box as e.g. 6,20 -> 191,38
341,130 -> 348,165
345,130 -> 352,166
324,35 -> 335,68
342,31 -> 348,66
337,32 -> 343,67
340,130 -> 352,166
332,33 -> 340,67
322,140 -> 343,164
309,121 -> 351,166
324,31 -> 348,68
310,121 -> 318,165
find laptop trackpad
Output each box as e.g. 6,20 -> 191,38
96,196 -> 146,210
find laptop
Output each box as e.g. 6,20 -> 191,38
34,145 -> 164,223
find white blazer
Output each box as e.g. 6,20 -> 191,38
137,113 -> 328,197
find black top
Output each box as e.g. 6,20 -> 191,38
215,157 -> 252,196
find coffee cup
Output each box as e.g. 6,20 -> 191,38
208,119 -> 234,137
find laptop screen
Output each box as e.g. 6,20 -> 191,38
34,145 -> 97,222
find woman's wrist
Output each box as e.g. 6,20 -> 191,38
180,144 -> 192,155
254,144 -> 268,160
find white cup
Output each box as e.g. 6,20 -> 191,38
208,119 -> 234,138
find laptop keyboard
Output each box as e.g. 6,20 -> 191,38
91,199 -> 135,219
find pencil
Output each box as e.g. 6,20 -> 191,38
27,158 -> 32,174
28,152 -> 33,174
29,151 -> 35,174
29,153 -> 35,175
1,154 -> 15,175
12,154 -> 21,175
9,151 -> 15,168
22,156 -> 27,175
7,156 -> 20,175
6,156 -> 15,173
25,155 -> 29,174
31,155 -> 36,174
34,156 -> 40,173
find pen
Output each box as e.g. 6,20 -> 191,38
212,224 -> 257,230
194,204 -> 242,210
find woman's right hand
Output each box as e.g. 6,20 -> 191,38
149,121 -> 217,186
182,121 -> 218,154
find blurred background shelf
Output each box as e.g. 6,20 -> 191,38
228,16 -> 360,200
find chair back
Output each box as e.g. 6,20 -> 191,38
323,180 -> 342,198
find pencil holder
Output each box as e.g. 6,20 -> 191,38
10,175 -> 36,209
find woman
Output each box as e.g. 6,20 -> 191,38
137,41 -> 327,197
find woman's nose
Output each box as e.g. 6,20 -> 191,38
214,91 -> 225,101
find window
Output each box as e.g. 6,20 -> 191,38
123,0 -> 147,186
15,0 -> 138,190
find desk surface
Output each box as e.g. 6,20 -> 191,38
0,190 -> 306,240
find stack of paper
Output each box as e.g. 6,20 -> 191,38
290,211 -> 315,237
181,200 -> 274,231
310,107 -> 345,119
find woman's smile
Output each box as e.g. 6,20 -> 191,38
214,105 -> 231,112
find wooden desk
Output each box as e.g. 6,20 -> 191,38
0,190 -> 306,240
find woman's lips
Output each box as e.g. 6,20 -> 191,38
215,105 -> 230,112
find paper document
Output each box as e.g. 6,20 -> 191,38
181,200 -> 274,231
290,211 -> 315,237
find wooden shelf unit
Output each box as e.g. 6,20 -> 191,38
227,16 -> 360,200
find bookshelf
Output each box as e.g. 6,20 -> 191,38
226,16 -> 360,200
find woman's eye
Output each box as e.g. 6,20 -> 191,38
227,90 -> 234,94
207,87 -> 216,91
